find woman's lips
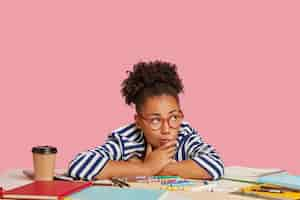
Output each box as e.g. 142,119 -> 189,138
160,139 -> 170,146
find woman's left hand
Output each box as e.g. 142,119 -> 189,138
156,160 -> 177,176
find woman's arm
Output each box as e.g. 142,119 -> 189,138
178,132 -> 224,180
96,141 -> 177,179
157,160 -> 212,179
67,134 -> 123,180
157,131 -> 224,180
95,160 -> 149,179
68,137 -> 176,180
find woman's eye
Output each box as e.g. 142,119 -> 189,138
150,118 -> 161,124
170,115 -> 178,121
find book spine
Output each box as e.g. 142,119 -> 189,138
0,187 -> 3,198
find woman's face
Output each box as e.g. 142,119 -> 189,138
135,95 -> 183,149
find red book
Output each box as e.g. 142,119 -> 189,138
1,180 -> 92,200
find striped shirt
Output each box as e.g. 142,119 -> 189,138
67,122 -> 224,180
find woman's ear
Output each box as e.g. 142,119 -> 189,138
134,114 -> 141,129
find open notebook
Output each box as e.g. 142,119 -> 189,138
257,174 -> 300,190
223,166 -> 286,183
66,186 -> 168,200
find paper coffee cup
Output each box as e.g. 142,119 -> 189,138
32,145 -> 57,181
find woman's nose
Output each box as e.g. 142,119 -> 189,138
161,120 -> 170,134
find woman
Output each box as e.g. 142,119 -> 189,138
67,61 -> 224,180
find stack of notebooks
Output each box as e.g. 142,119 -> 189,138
234,173 -> 300,200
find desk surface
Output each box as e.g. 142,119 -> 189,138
130,182 -> 266,200
0,169 -> 266,200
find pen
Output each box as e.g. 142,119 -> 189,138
261,185 -> 300,193
253,188 -> 283,193
117,179 -> 130,187
111,178 -> 130,188
92,179 -> 114,186
111,178 -> 123,188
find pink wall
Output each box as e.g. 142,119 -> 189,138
1,1 -> 299,174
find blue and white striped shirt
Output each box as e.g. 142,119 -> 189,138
67,122 -> 224,180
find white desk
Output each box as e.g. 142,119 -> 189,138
0,169 -> 265,200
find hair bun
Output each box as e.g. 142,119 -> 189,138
121,60 -> 184,106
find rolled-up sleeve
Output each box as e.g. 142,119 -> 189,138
67,133 -> 122,180
185,132 -> 224,180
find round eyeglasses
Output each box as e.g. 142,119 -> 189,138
138,111 -> 184,130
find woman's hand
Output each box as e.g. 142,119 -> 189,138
156,160 -> 178,176
143,141 -> 176,175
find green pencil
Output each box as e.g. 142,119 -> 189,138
153,176 -> 180,179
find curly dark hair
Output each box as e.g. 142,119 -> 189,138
121,60 -> 184,112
